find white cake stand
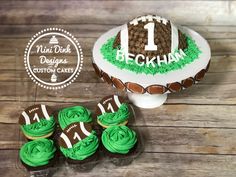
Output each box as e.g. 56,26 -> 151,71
92,26 -> 211,108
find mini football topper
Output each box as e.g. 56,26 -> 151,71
58,122 -> 92,148
95,95 -> 125,117
19,104 -> 53,125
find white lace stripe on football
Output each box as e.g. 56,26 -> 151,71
146,15 -> 154,22
61,133 -> 73,148
22,111 -> 31,125
170,22 -> 179,53
98,103 -> 106,114
114,95 -> 122,107
120,24 -> 129,60
41,104 -> 51,120
80,122 -> 91,136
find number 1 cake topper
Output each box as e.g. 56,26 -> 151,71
58,122 -> 92,148
96,95 -> 124,115
92,15 -> 211,108
19,104 -> 53,125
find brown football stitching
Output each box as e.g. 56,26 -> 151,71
92,62 -> 209,94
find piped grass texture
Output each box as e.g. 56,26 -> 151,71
100,35 -> 201,75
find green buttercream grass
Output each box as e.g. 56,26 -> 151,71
20,138 -> 56,167
58,106 -> 92,129
60,131 -> 99,161
21,116 -> 55,137
100,35 -> 201,75
98,103 -> 130,126
102,125 -> 137,154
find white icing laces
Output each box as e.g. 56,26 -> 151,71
129,15 -> 168,26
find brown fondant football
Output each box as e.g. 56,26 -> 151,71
95,95 -> 125,117
113,15 -> 187,60
58,122 -> 92,148
19,104 -> 53,125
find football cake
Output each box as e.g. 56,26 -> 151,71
100,14 -> 201,75
113,15 -> 187,61
93,14 -> 211,97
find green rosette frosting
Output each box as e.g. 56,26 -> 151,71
58,106 -> 92,129
19,138 -> 56,167
21,116 -> 55,137
98,103 -> 130,126
60,131 -> 99,160
100,35 -> 201,75
102,125 -> 137,154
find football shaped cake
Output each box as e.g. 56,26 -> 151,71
100,15 -> 201,75
93,14 -> 211,107
113,15 -> 187,60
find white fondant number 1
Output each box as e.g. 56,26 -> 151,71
33,113 -> 40,122
107,103 -> 115,113
144,23 -> 157,51
73,132 -> 81,141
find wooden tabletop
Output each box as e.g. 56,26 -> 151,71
1,1 -> 236,177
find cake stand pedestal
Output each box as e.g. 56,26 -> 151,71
92,26 -> 211,109
128,93 -> 167,109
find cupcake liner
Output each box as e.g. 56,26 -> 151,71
29,168 -> 54,177
101,138 -> 140,166
66,150 -> 100,172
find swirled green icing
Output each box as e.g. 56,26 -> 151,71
19,138 -> 56,167
100,35 -> 201,75
98,103 -> 130,126
102,126 -> 137,154
58,106 -> 92,129
21,116 -> 55,137
60,131 -> 99,160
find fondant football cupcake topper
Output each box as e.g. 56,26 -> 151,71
19,104 -> 56,140
58,122 -> 92,148
58,122 -> 99,162
92,15 -> 211,108
19,104 -> 53,125
95,95 -> 130,128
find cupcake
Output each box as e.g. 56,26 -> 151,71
58,122 -> 99,171
95,95 -> 131,128
101,125 -> 137,166
19,138 -> 57,176
19,104 -> 56,140
58,106 -> 92,130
